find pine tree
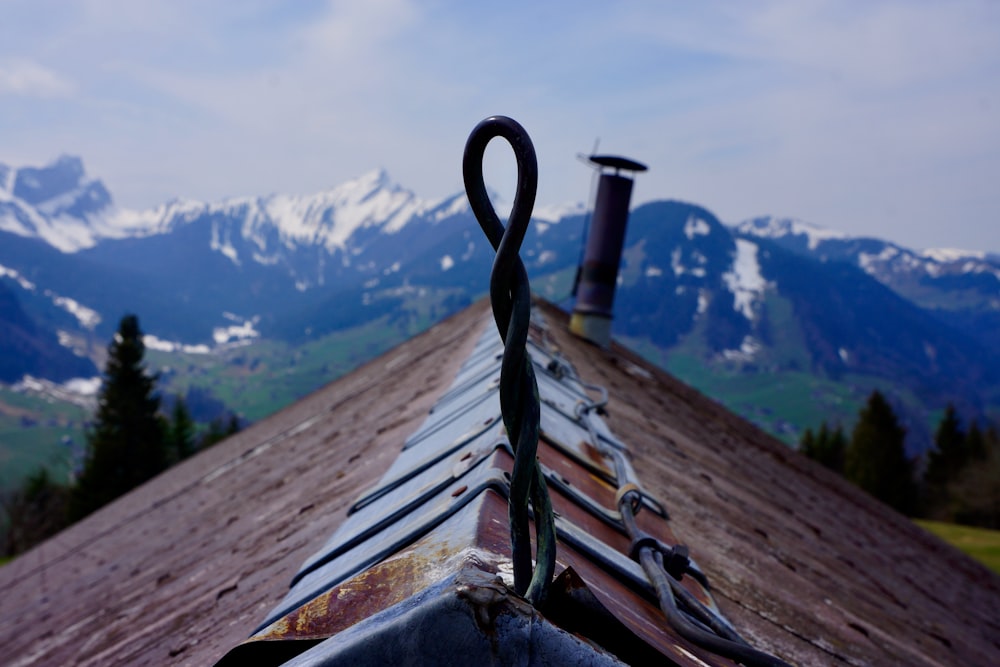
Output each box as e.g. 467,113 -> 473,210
198,412 -> 241,450
923,404 -> 967,516
1,468 -> 70,556
826,425 -> 847,474
925,404 -> 966,488
947,425 -> 1000,529
966,421 -> 986,461
800,427 -> 816,454
166,396 -> 196,463
845,390 -> 917,515
225,413 -> 241,437
70,315 -> 168,520
801,421 -> 846,473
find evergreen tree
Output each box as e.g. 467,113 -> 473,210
198,412 -> 241,449
923,404 -> 967,516
947,425 -> 1000,529
226,413 -> 241,436
70,315 -> 168,520
845,390 -> 917,515
800,427 -> 816,454
826,425 -> 847,474
801,421 -> 846,473
166,396 -> 196,463
925,404 -> 966,489
966,421 -> 986,461
1,468 -> 70,557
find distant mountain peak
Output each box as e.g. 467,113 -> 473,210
12,154 -> 92,205
0,154 -> 117,252
534,201 -> 586,222
351,166 -> 391,190
250,168 -> 424,251
921,247 -> 989,263
0,161 -> 437,256
737,216 -> 847,250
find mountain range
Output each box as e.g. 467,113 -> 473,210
1,155 -> 997,463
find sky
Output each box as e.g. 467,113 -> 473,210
1,0 -> 998,253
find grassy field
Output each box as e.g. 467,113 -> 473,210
620,335 -> 865,445
148,317 -> 409,422
619,326 -> 948,452
0,388 -> 89,493
916,520 -> 1000,575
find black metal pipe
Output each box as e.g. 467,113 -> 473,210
570,156 -> 646,347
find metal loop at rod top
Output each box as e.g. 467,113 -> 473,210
462,115 -> 537,259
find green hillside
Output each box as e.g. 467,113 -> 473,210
0,388 -> 88,492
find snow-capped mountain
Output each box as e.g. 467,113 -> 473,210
0,155 -> 158,252
0,156 -> 463,259
0,156 -> 587,345
614,204 -> 993,377
89,168 -> 473,293
736,216 -> 1000,350
1,155 -> 996,453
736,216 -> 1000,296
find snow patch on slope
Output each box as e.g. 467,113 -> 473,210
50,294 -> 100,329
858,245 -> 900,272
1,262 -> 102,329
12,375 -> 101,409
721,336 -> 762,362
723,239 -> 770,320
210,221 -> 241,265
143,335 -> 211,354
213,315 -> 260,345
0,263 -> 36,291
697,290 -> 709,315
684,216 -> 711,239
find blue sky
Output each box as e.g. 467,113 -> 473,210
2,0 -> 998,252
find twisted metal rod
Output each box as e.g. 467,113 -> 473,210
462,115 -> 556,606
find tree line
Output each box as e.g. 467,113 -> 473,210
1,315 -> 240,558
800,390 -> 999,528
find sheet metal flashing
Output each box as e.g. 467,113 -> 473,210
217,314 -> 739,666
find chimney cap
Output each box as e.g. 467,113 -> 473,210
588,154 -> 648,173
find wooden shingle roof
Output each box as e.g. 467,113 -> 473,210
1,298 -> 997,665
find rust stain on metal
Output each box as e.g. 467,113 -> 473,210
255,549 -> 440,642
581,439 -> 606,466
456,574 -> 512,635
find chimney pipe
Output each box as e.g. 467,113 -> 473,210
570,155 -> 647,347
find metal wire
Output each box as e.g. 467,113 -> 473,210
574,375 -> 793,666
462,115 -> 556,606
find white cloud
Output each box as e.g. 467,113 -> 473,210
0,59 -> 75,98
0,1 -> 998,252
